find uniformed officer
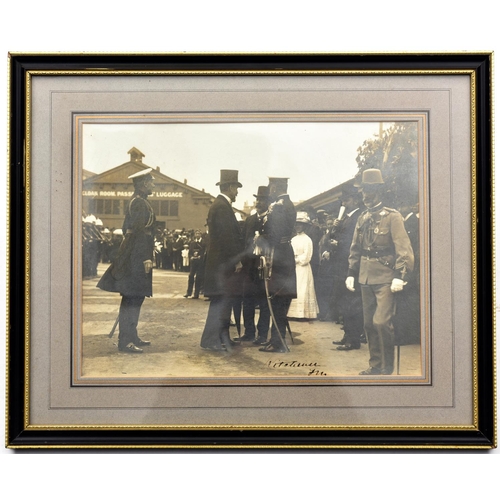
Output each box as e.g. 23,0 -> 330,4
97,168 -> 156,353
237,186 -> 272,344
346,169 -> 414,375
257,177 -> 297,353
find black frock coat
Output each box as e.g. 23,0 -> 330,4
202,195 -> 244,298
97,194 -> 156,297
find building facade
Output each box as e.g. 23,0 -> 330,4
82,147 -> 216,231
294,179 -> 355,217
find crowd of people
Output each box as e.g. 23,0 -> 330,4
89,166 -> 420,376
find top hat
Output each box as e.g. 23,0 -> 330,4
216,169 -> 242,187
128,167 -> 155,183
268,176 -> 289,185
357,168 -> 385,186
253,186 -> 270,198
295,211 -> 311,224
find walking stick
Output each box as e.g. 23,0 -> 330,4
108,314 -> 120,338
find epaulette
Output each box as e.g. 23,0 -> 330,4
377,207 -> 398,218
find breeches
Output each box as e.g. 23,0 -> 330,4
361,284 -> 396,372
243,293 -> 270,337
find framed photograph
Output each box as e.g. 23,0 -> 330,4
7,52 -> 495,449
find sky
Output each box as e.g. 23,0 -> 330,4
82,121 -> 391,210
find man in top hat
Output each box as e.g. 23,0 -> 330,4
346,168 -> 414,374
237,186 -> 272,344
200,169 -> 244,352
330,183 -> 364,350
97,168 -> 156,353
256,177 -> 297,353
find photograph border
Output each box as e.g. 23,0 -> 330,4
7,52 -> 496,449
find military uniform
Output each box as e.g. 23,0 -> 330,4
348,203 -> 414,374
240,209 -> 271,342
97,168 -> 156,353
258,192 -> 297,351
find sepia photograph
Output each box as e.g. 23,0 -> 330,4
6,52 -> 494,449
77,117 -> 426,384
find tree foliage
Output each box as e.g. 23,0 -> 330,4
355,122 -> 419,210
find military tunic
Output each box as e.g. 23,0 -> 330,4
239,211 -> 271,340
348,204 -> 414,374
97,194 -> 156,297
257,194 -> 297,348
97,193 -> 156,350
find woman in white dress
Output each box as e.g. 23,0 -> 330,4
287,212 -> 319,320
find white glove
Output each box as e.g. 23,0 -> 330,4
143,260 -> 153,273
390,278 -> 405,293
345,276 -> 355,292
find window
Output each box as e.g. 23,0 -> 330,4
152,200 -> 179,217
169,200 -> 179,217
89,199 -> 121,215
149,200 -> 160,215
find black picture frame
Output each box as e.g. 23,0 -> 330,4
7,52 -> 495,449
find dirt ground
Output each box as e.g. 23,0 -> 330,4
80,263 -> 423,384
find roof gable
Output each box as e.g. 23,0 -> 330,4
83,162 -> 215,199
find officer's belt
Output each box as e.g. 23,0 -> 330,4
361,248 -> 393,258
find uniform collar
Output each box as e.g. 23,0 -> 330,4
367,202 -> 383,213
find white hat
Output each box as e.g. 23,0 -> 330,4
95,218 -> 103,227
102,228 -> 110,234
296,211 -> 311,224
85,214 -> 97,224
128,168 -> 154,181
113,229 -> 123,235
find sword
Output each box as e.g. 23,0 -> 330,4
260,256 -> 289,353
108,314 -> 119,338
